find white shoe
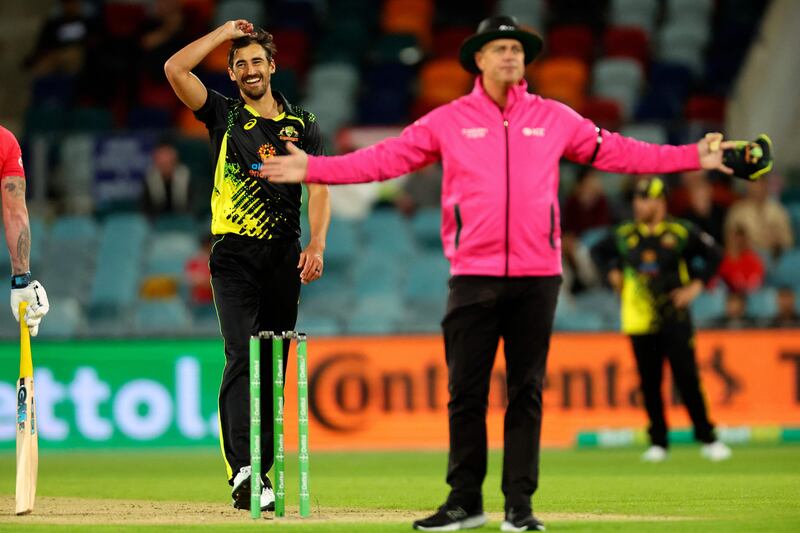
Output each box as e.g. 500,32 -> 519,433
701,441 -> 732,462
231,467 -> 275,511
641,445 -> 668,462
261,478 -> 275,511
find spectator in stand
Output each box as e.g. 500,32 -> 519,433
717,225 -> 764,294
563,166 -> 611,237
725,178 -> 793,258
138,0 -> 189,81
23,0 -> 98,76
771,286 -> 800,328
679,174 -> 727,242
669,169 -> 737,216
141,136 -> 193,217
712,291 -> 756,329
561,167 -> 608,293
185,234 -> 213,307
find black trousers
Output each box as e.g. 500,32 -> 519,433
210,234 -> 301,483
442,275 -> 561,513
630,321 -> 716,448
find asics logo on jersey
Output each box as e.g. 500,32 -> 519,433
244,119 -> 257,131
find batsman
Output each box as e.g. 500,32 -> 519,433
164,20 -> 330,511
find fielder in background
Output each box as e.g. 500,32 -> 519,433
262,15 -> 738,532
1,126 -> 49,336
164,20 -> 330,512
591,176 -> 731,463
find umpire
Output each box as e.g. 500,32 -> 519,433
165,20 -> 331,510
263,15 -> 739,530
591,177 -> 732,463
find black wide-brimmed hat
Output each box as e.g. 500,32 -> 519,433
459,15 -> 543,74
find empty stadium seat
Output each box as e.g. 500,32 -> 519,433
495,0 -> 544,29
620,123 -> 668,145
135,299 -> 192,335
411,207 -> 442,250
609,0 -> 658,34
747,288 -> 778,320
772,250 -> 800,289
214,0 -> 266,28
39,297 -> 85,339
547,25 -> 595,64
691,288 -> 727,327
531,57 -> 589,109
146,233 -> 198,277
592,58 -> 643,118
603,27 -> 649,66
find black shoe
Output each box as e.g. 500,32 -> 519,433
412,503 -> 488,531
501,508 -> 545,531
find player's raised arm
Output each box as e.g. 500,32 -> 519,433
164,20 -> 254,110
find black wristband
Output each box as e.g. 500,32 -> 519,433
11,272 -> 31,289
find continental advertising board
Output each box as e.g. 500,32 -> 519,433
0,331 -> 798,450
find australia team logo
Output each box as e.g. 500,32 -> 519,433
249,143 -> 277,178
279,126 -> 300,142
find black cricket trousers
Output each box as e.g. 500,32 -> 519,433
210,234 -> 301,483
442,275 -> 561,513
630,321 -> 716,448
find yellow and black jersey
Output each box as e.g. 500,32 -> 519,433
591,218 -> 722,335
194,89 -> 324,239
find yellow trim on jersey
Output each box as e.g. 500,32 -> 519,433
678,258 -> 690,286
665,221 -> 688,240
210,132 -> 236,235
244,104 -> 261,117
621,268 -> 656,334
285,114 -> 305,128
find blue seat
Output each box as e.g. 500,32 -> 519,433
411,207 -> 442,250
214,0 -> 266,27
691,288 -> 726,327
772,250 -> 800,289
146,233 -> 198,277
361,209 -> 415,256
574,289 -> 618,317
50,215 -> 98,242
89,214 -> 149,316
404,253 -> 450,308
135,299 -> 192,334
609,0 -> 658,33
747,288 -> 777,320
153,214 -> 197,234
38,297 -> 84,339
323,217 -> 359,271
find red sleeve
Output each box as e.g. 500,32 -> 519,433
0,128 -> 25,179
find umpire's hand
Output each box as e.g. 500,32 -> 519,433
298,243 -> 324,284
261,142 -> 308,183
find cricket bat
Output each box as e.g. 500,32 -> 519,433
16,301 -> 38,515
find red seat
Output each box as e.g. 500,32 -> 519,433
104,3 -> 148,38
181,0 -> 214,37
685,95 -> 726,123
271,29 -> 310,78
604,27 -> 649,67
547,25 -> 595,64
580,97 -> 622,131
432,26 -> 473,59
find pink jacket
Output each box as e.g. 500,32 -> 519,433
306,78 -> 701,277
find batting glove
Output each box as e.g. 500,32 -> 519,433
10,273 -> 49,336
723,134 -> 773,181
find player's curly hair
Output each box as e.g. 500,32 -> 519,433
228,29 -> 277,68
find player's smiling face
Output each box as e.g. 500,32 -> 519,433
229,43 -> 275,101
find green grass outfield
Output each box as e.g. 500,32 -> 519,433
0,445 -> 798,531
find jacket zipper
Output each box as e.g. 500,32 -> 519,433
454,204 -> 462,249
549,203 -> 555,249
504,118 -> 510,276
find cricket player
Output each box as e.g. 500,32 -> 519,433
591,177 -> 732,463
262,15 -> 736,532
1,126 -> 49,336
164,21 -> 330,511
